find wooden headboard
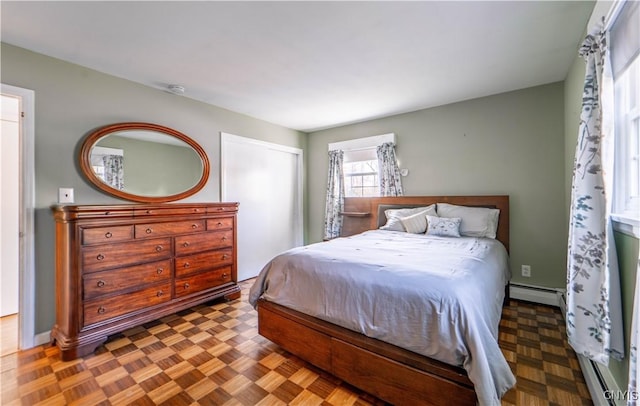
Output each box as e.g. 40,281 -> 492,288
341,195 -> 509,252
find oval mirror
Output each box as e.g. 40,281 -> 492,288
80,122 -> 210,203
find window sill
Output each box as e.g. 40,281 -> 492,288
611,214 -> 640,239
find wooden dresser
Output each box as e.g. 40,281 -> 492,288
51,202 -> 240,361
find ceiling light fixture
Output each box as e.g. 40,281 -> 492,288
167,84 -> 185,95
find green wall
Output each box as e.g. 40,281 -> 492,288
563,41 -> 640,392
1,43 -> 307,335
610,232 -> 640,392
308,83 -> 567,289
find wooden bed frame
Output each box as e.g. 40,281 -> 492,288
256,195 -> 510,406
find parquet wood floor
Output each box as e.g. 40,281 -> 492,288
0,314 -> 18,357
1,280 -> 592,405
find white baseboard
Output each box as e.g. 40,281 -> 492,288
509,283 -> 564,307
34,330 -> 51,347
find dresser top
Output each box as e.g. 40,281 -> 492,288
51,202 -> 239,221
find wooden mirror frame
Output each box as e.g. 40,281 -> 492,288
80,122 -> 210,203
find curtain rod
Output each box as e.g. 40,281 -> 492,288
589,0 -> 625,34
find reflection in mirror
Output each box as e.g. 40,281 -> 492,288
80,123 -> 210,203
92,131 -> 203,197
91,146 -> 124,190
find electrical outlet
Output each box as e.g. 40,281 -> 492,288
59,188 -> 74,204
521,265 -> 531,277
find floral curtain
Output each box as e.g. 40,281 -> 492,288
102,154 -> 124,190
376,142 -> 403,196
566,32 -> 623,365
324,149 -> 344,240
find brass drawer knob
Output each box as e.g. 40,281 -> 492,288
182,242 -> 190,248
105,232 -> 112,238
184,283 -> 190,289
216,222 -> 223,227
157,268 -> 164,274
157,290 -> 164,297
97,280 -> 106,288
222,236 -> 227,241
96,254 -> 105,261
222,273 -> 228,279
184,262 -> 190,268
98,306 -> 106,314
191,224 -> 198,229
155,245 -> 163,252
145,228 -> 152,234
222,254 -> 228,260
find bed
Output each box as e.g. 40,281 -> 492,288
249,195 -> 515,405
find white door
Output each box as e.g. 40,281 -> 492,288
1,83 -> 35,351
221,133 -> 303,281
0,94 -> 20,317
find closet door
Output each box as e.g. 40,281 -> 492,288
221,133 -> 303,281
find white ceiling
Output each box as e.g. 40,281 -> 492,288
1,1 -> 595,132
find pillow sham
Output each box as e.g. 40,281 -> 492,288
426,215 -> 461,237
380,205 -> 436,232
436,203 -> 499,239
400,211 -> 429,233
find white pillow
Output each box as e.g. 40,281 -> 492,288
436,203 -> 500,239
400,211 -> 429,233
426,215 -> 461,237
380,205 -> 436,232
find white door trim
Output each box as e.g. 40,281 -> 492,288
1,83 -> 36,350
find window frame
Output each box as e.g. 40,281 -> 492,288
608,1 -> 640,238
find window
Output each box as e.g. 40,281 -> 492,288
328,133 -> 396,198
343,152 -> 379,197
614,54 -> 640,217
609,0 -> 640,235
92,164 -> 106,181
90,146 -> 124,185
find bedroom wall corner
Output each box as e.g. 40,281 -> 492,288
308,83 -> 567,290
564,50 -> 587,229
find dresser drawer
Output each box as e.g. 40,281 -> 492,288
82,237 -> 171,273
74,208 -> 135,219
134,206 -> 207,216
82,225 -> 134,245
175,266 -> 232,298
83,260 -> 171,300
206,217 -> 234,231
175,231 -> 233,256
207,230 -> 233,249
175,249 -> 233,277
175,230 -> 233,256
207,205 -> 237,214
134,220 -> 205,238
84,282 -> 171,326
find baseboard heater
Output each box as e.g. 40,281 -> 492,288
509,282 -> 564,307
557,292 -> 621,406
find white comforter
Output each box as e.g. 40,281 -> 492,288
249,230 -> 516,405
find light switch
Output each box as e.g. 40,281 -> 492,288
59,188 -> 74,204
